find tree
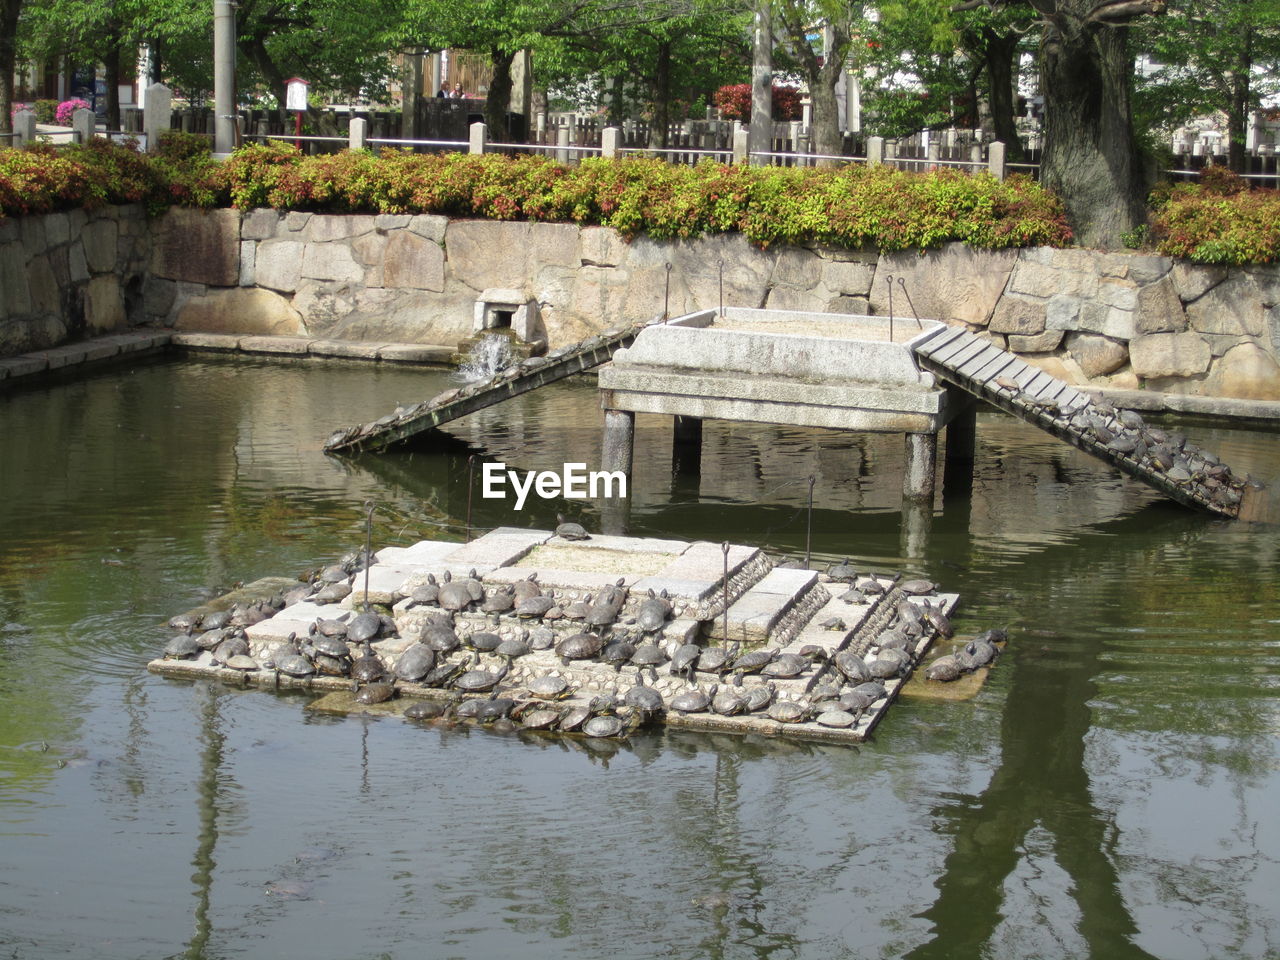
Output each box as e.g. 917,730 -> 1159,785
1,0 -> 23,134
1134,0 -> 1280,171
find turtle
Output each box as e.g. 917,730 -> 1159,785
695,646 -> 732,675
601,639 -> 637,672
195,627 -> 228,651
476,696 -> 516,723
519,707 -> 562,730
838,689 -> 874,713
925,654 -> 963,682
527,627 -> 556,651
923,603 -> 954,638
629,643 -> 668,681
973,627 -> 1008,645
838,588 -> 867,605
404,699 -> 448,721
963,638 -> 997,667
439,570 -> 483,612
896,600 -> 924,624
853,680 -> 887,701
312,653 -> 351,677
307,633 -> 352,661
315,617 -> 349,639
816,616 -> 847,632
421,624 -> 461,654
554,514 -> 591,541
767,699 -> 810,723
588,693 -> 619,715
350,644 -> 387,684
223,653 -> 260,672
167,612 -> 201,633
556,632 -> 607,666
636,589 -> 672,633
317,563 -> 350,584
899,578 -> 936,597
201,609 -> 233,631
669,683 -> 716,716
583,715 -> 626,738
858,578 -> 886,596
876,628 -> 912,652
346,611 -> 382,645
422,657 -> 469,688
669,643 -> 702,679
494,636 -> 531,663
527,675 -> 574,700
711,687 -> 749,716
623,676 -> 664,716
558,704 -> 593,732
826,558 -> 859,581
515,596 -> 556,619
761,653 -> 809,679
354,682 -> 396,705
212,636 -> 250,665
314,582 -> 352,604
408,576 -> 440,607
730,648 -> 775,678
393,643 -> 437,682
276,653 -> 316,678
585,582 -> 627,629
163,634 -> 202,659
453,656 -> 510,694
455,698 -> 484,720
816,709 -> 858,729
480,586 -> 516,614
743,682 -> 776,712
833,651 -> 871,683
466,631 -> 505,654
561,594 -> 593,621
867,656 -> 904,680
511,573 -> 542,603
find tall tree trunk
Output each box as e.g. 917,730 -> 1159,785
105,27 -> 123,133
0,0 -> 21,134
982,26 -> 1023,161
240,34 -> 289,127
1039,11 -> 1145,248
748,0 -> 772,164
484,47 -> 515,141
1227,23 -> 1253,172
648,39 -> 671,149
810,41 -> 848,163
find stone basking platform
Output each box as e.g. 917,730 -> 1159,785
148,528 -> 960,744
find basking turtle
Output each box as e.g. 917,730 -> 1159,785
816,616 -> 846,632
556,632 -> 606,666
635,589 -> 672,633
511,573 -> 542,603
276,653 -> 316,678
925,654 -> 963,682
466,631 -> 504,654
518,706 -> 562,730
761,653 -> 809,680
554,514 -> 591,541
815,709 -> 857,729
527,674 -> 574,700
393,643 -> 436,682
223,653 -> 260,672
623,676 -> 664,717
586,582 -> 627,629
408,576 -> 440,607
767,699 -> 810,724
798,645 -> 829,663
730,648 -> 775,678
476,696 -> 516,723
527,627 -> 556,651
558,704 -> 592,732
308,632 -> 352,661
826,558 -> 858,581
669,683 -> 716,716
354,682 -> 396,705
313,582 -> 352,604
422,657 -> 469,688
561,594 -> 593,621
201,609 -> 233,631
858,578 -> 886,596
711,687 -> 749,716
421,624 -> 461,655
494,636 -> 531,663
899,579 -> 936,597
669,643 -> 702,680
833,651 -> 871,684
838,689 -> 874,713
629,643 -> 667,681
312,653 -> 351,677
963,638 -> 997,667
167,612 -> 201,634
583,715 -> 626,738
351,645 -> 387,684
923,602 -> 954,638
439,570 -> 484,612
212,636 -> 250,665
346,611 -> 382,645
601,639 -> 637,672
163,634 -> 202,660
743,683 -> 776,712
195,627 -> 228,651
973,627 -> 1008,645
453,655 -> 509,694
404,700 -> 448,721
695,646 -> 732,675
480,586 -> 516,614
515,596 -> 556,619
838,588 -> 867,605
853,680 -> 887,701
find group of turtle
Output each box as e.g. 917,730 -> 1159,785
923,628 -> 1007,682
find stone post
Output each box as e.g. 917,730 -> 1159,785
13,109 -> 36,146
970,143 -> 983,168
72,107 -> 95,144
732,124 -> 749,163
927,141 -> 940,163
469,121 -> 487,155
556,123 -> 570,164
867,135 -> 883,166
601,126 -> 620,159
900,499 -> 932,559
988,140 -> 1007,180
143,83 -> 171,154
601,408 -> 635,535
213,0 -> 237,155
349,116 -> 367,151
903,432 -> 937,502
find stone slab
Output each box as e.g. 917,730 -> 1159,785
539,533 -> 690,555
170,332 -> 242,350
0,356 -> 48,378
746,568 -> 818,596
437,527 -> 550,569
309,339 -> 387,359
374,541 -> 466,565
377,343 -> 455,363
651,541 -> 759,583
238,336 -> 313,355
244,600 -> 334,644
482,566 -> 646,593
344,563 -> 436,605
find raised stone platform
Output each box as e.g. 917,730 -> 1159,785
148,528 -> 961,744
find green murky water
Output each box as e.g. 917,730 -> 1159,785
0,355 -> 1277,959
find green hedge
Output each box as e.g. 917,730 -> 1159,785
1,137 -> 1074,252
1150,167 -> 1280,265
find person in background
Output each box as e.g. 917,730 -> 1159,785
436,83 -> 447,98
451,82 -> 465,99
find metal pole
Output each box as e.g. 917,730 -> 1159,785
718,260 -> 724,318
721,541 -> 731,649
466,455 -> 477,543
897,276 -> 924,330
663,262 -> 672,321
362,500 -> 374,610
804,474 -> 815,569
885,274 -> 895,343
213,0 -> 237,155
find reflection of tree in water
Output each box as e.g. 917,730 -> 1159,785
909,501 -> 1279,959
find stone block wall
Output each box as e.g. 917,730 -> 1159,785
5,203 -> 1279,403
0,206 -> 150,355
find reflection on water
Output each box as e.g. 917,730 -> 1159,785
0,356 -> 1277,959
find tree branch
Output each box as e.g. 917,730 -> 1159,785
1087,0 -> 1165,24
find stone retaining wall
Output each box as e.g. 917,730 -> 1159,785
0,205 -> 149,355
4,204 -> 1280,402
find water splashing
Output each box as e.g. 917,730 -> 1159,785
456,334 -> 514,383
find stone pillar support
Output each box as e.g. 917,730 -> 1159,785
143,83 -> 171,154
903,431 -> 937,503
13,109 -> 36,146
72,108 -> 95,144
867,135 -> 884,166
349,116 -> 367,151
732,124 -> 749,164
601,408 -> 635,536
942,402 -> 977,498
469,121 -> 487,155
601,126 -> 621,159
988,140 -> 1006,180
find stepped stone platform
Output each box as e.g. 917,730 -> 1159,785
149,528 -> 960,744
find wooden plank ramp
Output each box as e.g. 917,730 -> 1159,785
324,321 -> 650,454
913,326 -> 1251,518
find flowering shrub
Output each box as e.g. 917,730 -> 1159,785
34,100 -> 57,124
0,139 -> 170,217
56,99 -> 92,125
713,83 -> 804,122
1151,176 -> 1280,264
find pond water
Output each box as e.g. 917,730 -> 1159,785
0,355 -> 1277,960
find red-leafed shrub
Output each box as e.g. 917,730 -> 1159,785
713,83 -> 804,122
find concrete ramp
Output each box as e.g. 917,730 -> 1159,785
912,326 -> 1254,519
324,321 -> 650,454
